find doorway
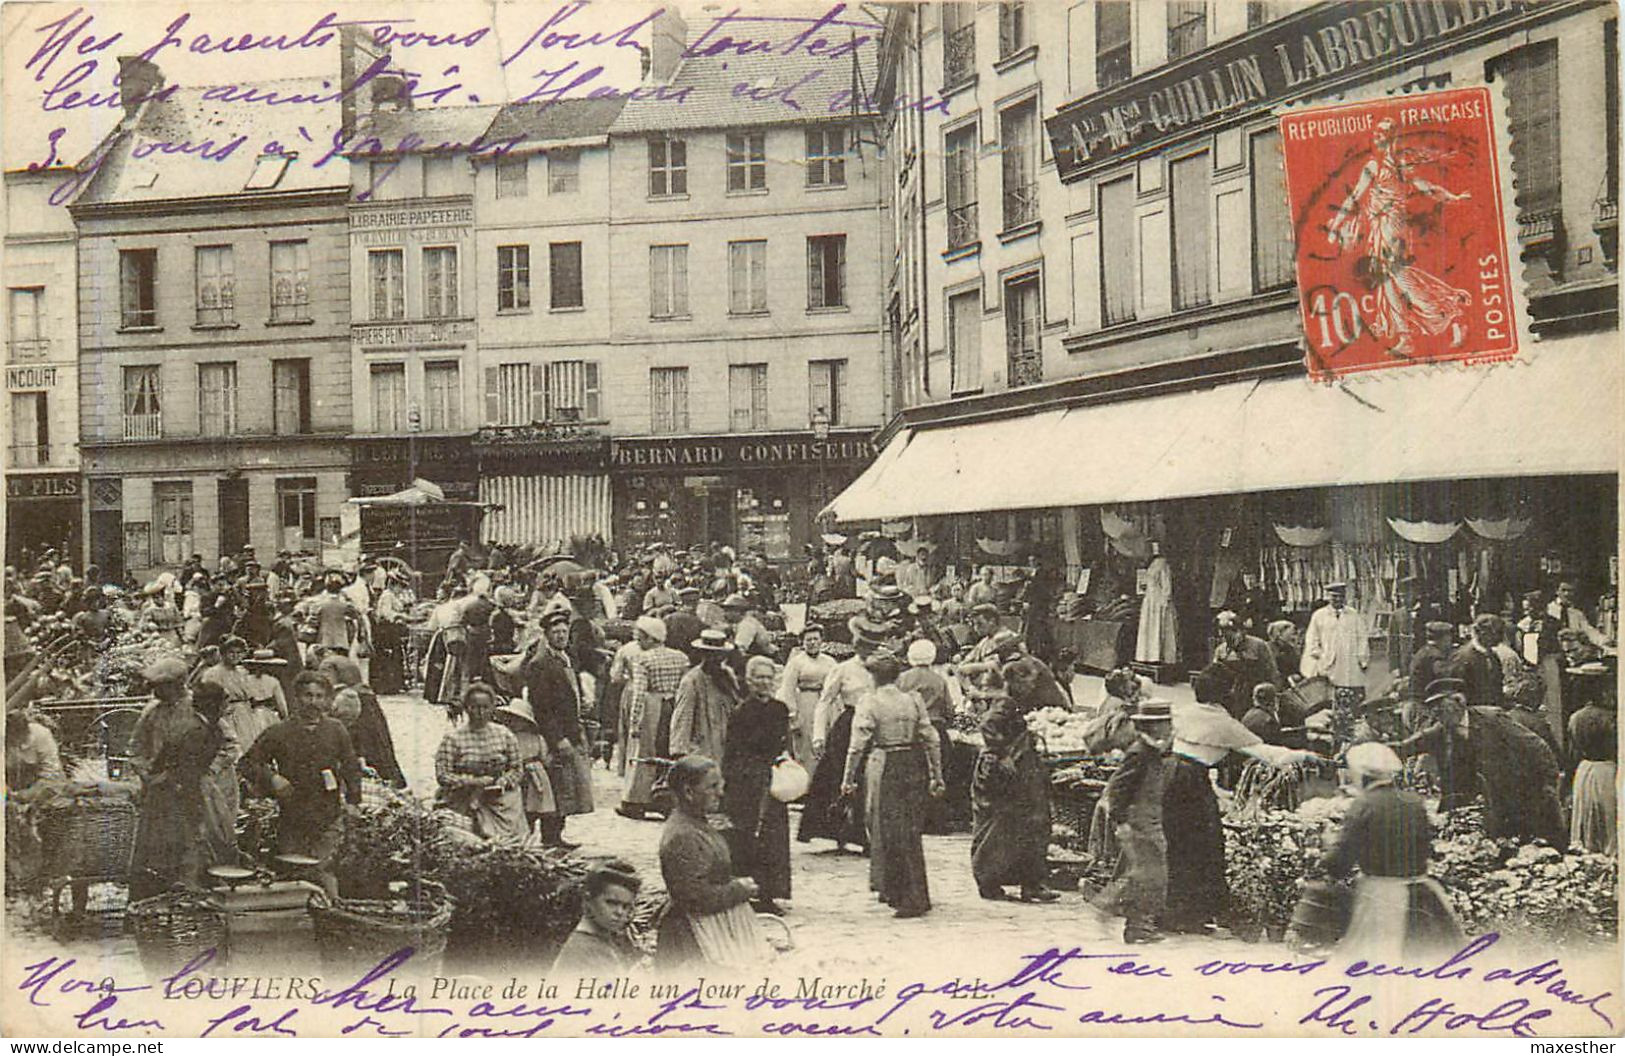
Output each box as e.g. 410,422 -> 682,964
218,478 -> 250,557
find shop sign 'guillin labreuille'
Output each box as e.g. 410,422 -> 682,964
1045,0 -> 1545,180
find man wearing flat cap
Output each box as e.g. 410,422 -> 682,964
1301,582 -> 1370,737
522,609 -> 592,847
1408,621 -> 1454,701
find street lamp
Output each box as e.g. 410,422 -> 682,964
810,407 -> 831,535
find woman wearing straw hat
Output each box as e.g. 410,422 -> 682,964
1322,741 -> 1462,963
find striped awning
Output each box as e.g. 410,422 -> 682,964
479,474 -> 612,547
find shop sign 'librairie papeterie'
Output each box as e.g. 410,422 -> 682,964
1280,87 -> 1517,379
1045,0 -> 1550,179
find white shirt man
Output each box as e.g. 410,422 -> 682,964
1548,583 -> 1611,649
1300,584 -> 1370,690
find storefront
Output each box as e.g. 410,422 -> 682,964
349,434 -> 479,502
474,427 -> 613,549
829,343 -> 1621,681
5,472 -> 82,569
611,430 -> 874,559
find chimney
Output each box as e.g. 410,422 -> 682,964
116,56 -> 164,119
340,24 -> 394,140
648,8 -> 687,83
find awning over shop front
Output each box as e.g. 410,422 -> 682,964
825,346 -> 1621,522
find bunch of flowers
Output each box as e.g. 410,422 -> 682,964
1223,806 -> 1347,939
1431,821 -> 1618,945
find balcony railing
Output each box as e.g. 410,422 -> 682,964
7,338 -> 50,360
948,202 -> 979,250
8,443 -> 50,467
123,413 -> 162,441
944,24 -> 976,88
1002,182 -> 1039,230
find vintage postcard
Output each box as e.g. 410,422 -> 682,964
2,0 -> 1620,1041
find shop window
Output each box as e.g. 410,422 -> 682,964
153,481 -> 194,565
9,392 -> 48,467
497,244 -> 531,310
272,358 -> 311,435
549,242 -> 583,309
945,123 -> 979,250
123,365 -> 162,440
1099,176 -> 1136,324
1004,273 -> 1042,387
1171,150 -> 1211,310
548,150 -> 580,194
197,361 -> 238,436
269,240 -> 310,322
942,2 -> 975,88
1167,1 -> 1208,60
729,363 -> 769,431
949,288 -> 982,393
650,244 -> 689,318
120,248 -> 157,328
650,366 -> 689,434
729,240 -> 768,314
194,245 -> 234,326
423,360 -> 461,431
370,363 -> 406,433
998,2 -> 1029,59
805,127 -> 846,187
8,287 -> 45,358
423,246 -> 459,318
727,132 -> 767,192
807,234 -> 847,308
496,156 -> 528,199
648,136 -> 688,197
277,477 -> 319,553
999,100 -> 1039,231
807,358 -> 848,426
1250,129 -> 1295,292
1096,1 -> 1132,89
369,249 -> 405,320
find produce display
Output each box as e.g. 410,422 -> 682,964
1024,706 -> 1094,756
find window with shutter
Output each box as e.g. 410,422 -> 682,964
1099,177 -> 1136,325
946,124 -> 979,250
197,362 -> 238,436
1250,130 -> 1295,292
492,362 -> 532,425
8,288 -> 45,358
1096,2 -> 1132,89
1488,42 -> 1562,243
942,2 -> 975,87
1171,151 -> 1211,310
999,102 -> 1038,230
729,241 -> 769,314
272,359 -> 311,435
497,245 -> 531,311
423,247 -> 459,318
120,249 -> 158,327
807,235 -> 847,308
549,242 -> 583,309
729,364 -> 769,431
650,245 -> 689,317
123,366 -> 163,439
1004,275 -> 1042,387
423,361 -> 461,431
369,249 -> 405,320
194,245 -> 235,325
269,241 -> 310,322
807,358 -> 847,425
998,2 -> 1028,58
154,482 -> 194,565
370,364 -> 406,432
949,289 -> 982,394
650,367 -> 689,433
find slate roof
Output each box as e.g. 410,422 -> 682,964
485,98 -> 628,146
347,104 -> 505,155
611,16 -> 881,136
74,80 -> 349,206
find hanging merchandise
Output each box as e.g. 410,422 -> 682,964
1135,549 -> 1179,664
1386,518 -> 1463,545
1274,524 -> 1335,548
977,537 -> 1023,558
1465,516 -> 1534,541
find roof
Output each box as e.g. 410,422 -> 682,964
485,98 -> 628,148
347,104 -> 504,156
74,81 -> 350,206
611,24 -> 880,135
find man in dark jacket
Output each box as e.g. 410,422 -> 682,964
663,587 -> 707,665
1211,610 -> 1281,718
1408,621 -> 1453,698
1447,614 -> 1504,708
523,610 -> 591,847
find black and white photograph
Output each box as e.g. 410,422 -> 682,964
2,0 -> 1620,1041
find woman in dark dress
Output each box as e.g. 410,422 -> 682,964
844,651 -> 944,918
319,656 -> 406,788
721,656 -> 793,914
970,651 -> 1058,903
656,756 -> 762,970
797,640 -> 875,852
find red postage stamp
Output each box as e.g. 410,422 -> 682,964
1280,87 -> 1517,380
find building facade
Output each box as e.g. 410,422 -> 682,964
602,14 -> 889,558
848,1 -> 1618,683
73,61 -> 353,583
5,167 -> 82,567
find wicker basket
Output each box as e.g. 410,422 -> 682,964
128,891 -> 230,981
309,881 -> 454,977
36,791 -> 138,881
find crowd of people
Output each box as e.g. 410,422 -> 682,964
4,535 -> 1618,971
